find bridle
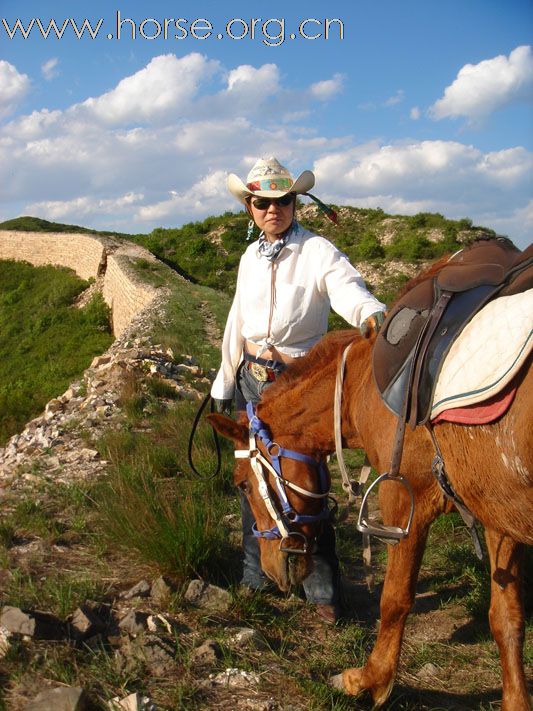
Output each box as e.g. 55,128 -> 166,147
234,402 -> 332,554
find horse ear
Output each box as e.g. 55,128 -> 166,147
206,413 -> 247,446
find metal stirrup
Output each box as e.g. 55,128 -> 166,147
356,472 -> 415,543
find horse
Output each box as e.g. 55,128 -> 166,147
208,257 -> 532,710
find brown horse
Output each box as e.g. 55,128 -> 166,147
209,325 -> 532,709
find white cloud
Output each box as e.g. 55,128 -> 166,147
78,53 -> 220,124
226,63 -> 279,96
1,53 -> 531,249
309,73 -> 344,101
41,58 -> 59,81
430,45 -> 533,121
26,192 -> 144,221
410,106 -> 421,120
313,140 -> 532,246
0,61 -> 30,118
137,170 -> 231,222
384,89 -> 404,107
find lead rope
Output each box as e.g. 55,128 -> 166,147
334,340 -> 374,589
187,393 -> 222,480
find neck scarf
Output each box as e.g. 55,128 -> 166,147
257,221 -> 296,261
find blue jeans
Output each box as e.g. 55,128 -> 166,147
236,361 -> 340,605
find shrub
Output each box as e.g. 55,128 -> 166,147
356,233 -> 385,260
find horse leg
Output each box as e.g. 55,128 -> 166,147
332,483 -> 443,706
484,527 -> 530,711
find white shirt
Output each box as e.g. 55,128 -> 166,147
211,222 -> 385,400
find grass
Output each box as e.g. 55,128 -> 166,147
0,260 -> 113,445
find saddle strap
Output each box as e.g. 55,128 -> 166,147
426,423 -> 483,560
408,290 -> 452,429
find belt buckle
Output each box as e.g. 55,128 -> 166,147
250,362 -> 269,382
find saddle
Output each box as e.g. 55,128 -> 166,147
373,238 -> 533,428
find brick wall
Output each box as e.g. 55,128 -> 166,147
0,231 -> 160,336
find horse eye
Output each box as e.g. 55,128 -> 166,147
238,480 -> 250,494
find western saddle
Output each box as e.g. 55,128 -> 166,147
373,237 -> 533,428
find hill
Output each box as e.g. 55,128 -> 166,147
1,205 -> 497,303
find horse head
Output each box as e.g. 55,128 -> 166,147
207,406 -> 332,591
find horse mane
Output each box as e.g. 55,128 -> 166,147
265,330 -> 359,399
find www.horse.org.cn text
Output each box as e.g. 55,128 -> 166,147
1,13 -> 345,46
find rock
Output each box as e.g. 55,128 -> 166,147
146,614 -> 173,635
117,634 -> 176,677
26,686 -> 91,710
108,692 -> 157,710
184,580 -> 231,612
45,399 -> 63,415
0,626 -> 11,658
207,667 -> 260,688
190,639 -> 222,666
118,610 -> 150,636
227,626 -> 267,650
150,576 -> 173,604
417,662 -> 441,679
121,580 -> 151,600
141,636 -> 177,676
91,355 -> 112,368
69,604 -> 106,641
0,606 -> 65,639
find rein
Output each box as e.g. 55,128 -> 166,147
187,393 -> 222,480
334,341 -> 415,559
235,402 -> 331,554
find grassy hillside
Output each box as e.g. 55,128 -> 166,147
0,215 -> 131,239
0,260 -> 113,444
2,206 -> 497,300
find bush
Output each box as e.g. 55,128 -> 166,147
356,233 -> 385,260
386,233 -> 434,260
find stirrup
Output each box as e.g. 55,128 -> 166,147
356,473 -> 415,543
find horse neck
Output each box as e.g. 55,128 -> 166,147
259,355 -> 340,453
258,336 -> 373,454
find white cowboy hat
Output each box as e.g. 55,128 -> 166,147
227,156 -> 315,204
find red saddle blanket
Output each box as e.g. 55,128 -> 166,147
432,380 -> 518,425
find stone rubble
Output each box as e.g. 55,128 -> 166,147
184,579 -> 232,612
206,667 -> 261,688
0,293 -> 216,498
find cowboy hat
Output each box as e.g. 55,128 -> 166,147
227,156 -> 315,204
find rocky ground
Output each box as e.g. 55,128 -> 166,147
0,288 -> 531,711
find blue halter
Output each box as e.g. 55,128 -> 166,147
240,402 -> 331,551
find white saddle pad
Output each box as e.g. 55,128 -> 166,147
431,289 -> 533,418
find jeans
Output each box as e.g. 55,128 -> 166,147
236,361 -> 340,605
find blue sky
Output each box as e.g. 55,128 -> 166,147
1,0 -> 532,247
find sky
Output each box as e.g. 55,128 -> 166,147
0,0 -> 532,248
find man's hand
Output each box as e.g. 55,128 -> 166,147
214,398 -> 232,415
360,310 -> 386,338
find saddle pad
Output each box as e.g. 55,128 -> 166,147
431,289 -> 532,418
432,382 -> 517,425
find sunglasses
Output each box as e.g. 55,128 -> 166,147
250,193 -> 295,210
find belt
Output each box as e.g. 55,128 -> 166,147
243,352 -> 286,383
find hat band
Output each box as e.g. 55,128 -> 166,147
246,177 -> 293,192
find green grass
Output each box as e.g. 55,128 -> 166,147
93,384 -> 238,583
0,260 -> 113,444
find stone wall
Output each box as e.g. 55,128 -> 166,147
0,231 -> 161,336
